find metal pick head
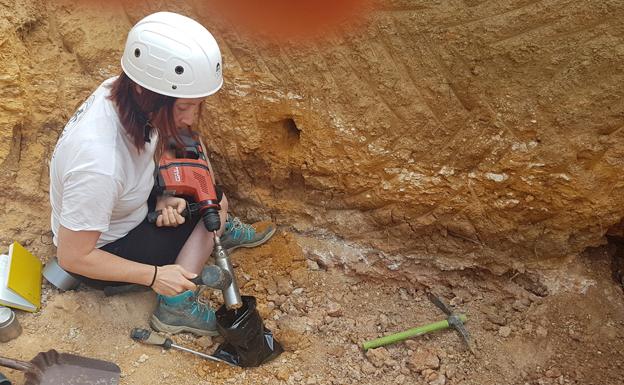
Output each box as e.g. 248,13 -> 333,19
448,314 -> 475,354
429,292 -> 476,354
427,292 -> 454,316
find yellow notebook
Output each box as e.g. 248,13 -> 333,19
0,242 -> 42,312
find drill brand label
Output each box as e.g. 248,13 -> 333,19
173,166 -> 182,182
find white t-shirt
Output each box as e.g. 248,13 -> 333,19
50,77 -> 158,248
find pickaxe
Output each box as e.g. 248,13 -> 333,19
361,292 -> 474,354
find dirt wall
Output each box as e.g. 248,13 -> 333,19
1,0 -> 623,275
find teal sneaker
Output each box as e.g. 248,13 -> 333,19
219,214 -> 276,253
150,290 -> 219,336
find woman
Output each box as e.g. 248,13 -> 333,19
49,12 -> 274,336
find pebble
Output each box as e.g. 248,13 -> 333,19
290,268 -> 309,286
196,336 -> 213,349
275,367 -> 290,381
499,326 -> 512,338
536,326 -> 548,338
429,373 -> 446,385
360,361 -> 376,374
277,277 -> 293,296
326,302 -> 342,317
405,340 -> 419,350
265,279 -> 277,295
365,347 -> 390,368
487,314 -> 507,326
545,368 -> 561,378
445,364 -> 457,379
483,322 -> 498,331
67,327 -> 80,339
137,354 -> 149,364
349,367 -> 361,380
408,349 -> 440,372
274,295 -> 288,306
568,328 -> 582,341
306,259 -> 320,271
378,313 -> 389,330
277,316 -> 308,334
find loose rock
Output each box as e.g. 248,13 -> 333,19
196,336 -> 213,349
306,259 -> 320,271
408,349 -> 440,373
545,367 -> 562,378
536,326 -> 548,338
327,301 -> 343,317
276,277 -> 292,295
365,347 -> 391,368
498,326 -> 512,337
137,354 -> 149,364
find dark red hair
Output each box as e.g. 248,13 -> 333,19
108,72 -> 180,152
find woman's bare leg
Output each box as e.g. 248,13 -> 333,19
174,194 -> 228,274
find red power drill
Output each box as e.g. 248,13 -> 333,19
151,134 -> 221,232
150,133 -> 243,309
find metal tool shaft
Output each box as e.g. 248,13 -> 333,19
170,343 -> 234,366
131,328 -> 236,367
213,233 -> 242,309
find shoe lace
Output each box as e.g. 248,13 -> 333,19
189,291 -> 213,319
226,215 -> 255,240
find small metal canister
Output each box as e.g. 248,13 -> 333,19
42,257 -> 81,291
0,306 -> 22,343
0,371 -> 11,385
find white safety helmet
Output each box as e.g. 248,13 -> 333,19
121,11 -> 223,98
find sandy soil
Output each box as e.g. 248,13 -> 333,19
2,231 -> 623,385
2,1 -> 624,384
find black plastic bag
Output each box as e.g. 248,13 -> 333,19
0,371 -> 11,385
214,296 -> 283,367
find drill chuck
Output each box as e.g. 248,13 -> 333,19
202,208 -> 221,232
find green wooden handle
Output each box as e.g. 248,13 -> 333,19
362,314 -> 467,351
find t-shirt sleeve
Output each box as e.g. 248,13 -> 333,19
59,171 -> 120,233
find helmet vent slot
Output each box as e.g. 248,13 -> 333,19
175,66 -> 184,74
134,48 -> 141,57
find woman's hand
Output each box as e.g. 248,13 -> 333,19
155,196 -> 186,227
150,264 -> 198,296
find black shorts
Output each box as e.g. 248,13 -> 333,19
78,187 -> 223,289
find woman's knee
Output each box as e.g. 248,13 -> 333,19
220,192 -> 229,213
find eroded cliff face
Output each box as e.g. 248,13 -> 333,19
1,0 -> 623,276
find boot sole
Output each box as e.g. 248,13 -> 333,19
150,314 -> 220,336
226,227 -> 277,253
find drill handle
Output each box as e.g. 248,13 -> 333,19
130,328 -> 173,349
147,206 -> 191,224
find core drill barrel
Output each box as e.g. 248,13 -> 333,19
213,233 -> 243,309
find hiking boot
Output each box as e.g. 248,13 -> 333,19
150,290 -> 219,336
218,214 -> 276,253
